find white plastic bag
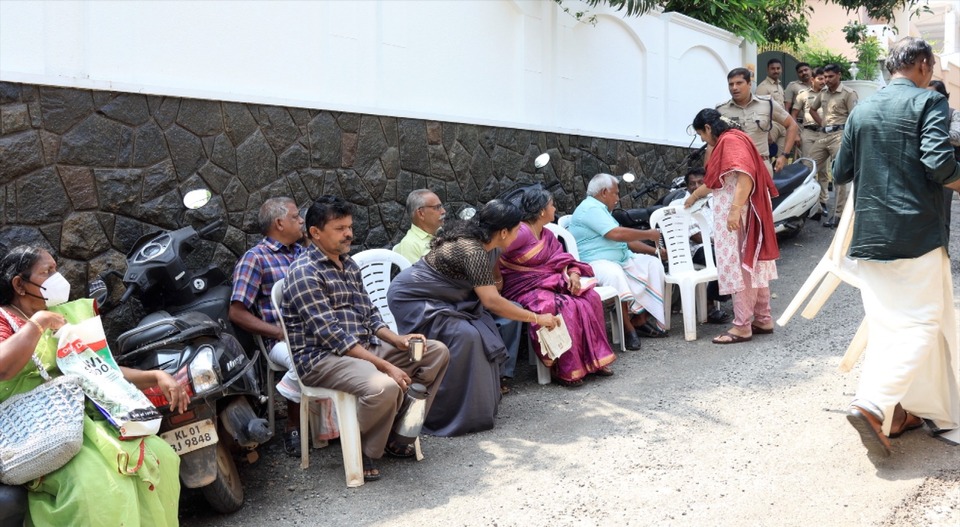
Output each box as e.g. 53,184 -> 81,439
55,316 -> 162,438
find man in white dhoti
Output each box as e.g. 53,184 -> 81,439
832,36 -> 960,458
568,173 -> 667,351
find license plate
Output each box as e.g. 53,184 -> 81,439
161,419 -> 218,456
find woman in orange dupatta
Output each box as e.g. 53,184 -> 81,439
684,109 -> 780,344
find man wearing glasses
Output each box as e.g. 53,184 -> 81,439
394,189 -> 522,394
395,189 -> 446,264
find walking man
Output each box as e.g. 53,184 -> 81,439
833,37 -> 960,458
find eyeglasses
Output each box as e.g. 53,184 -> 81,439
419,204 -> 445,211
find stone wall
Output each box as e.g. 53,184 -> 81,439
0,81 -> 692,334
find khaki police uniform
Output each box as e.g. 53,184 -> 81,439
809,83 -> 858,218
793,86 -> 829,205
756,77 -> 787,155
716,95 -> 791,177
784,80 -> 812,114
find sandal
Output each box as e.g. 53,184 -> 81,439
636,322 -> 668,339
712,331 -> 752,344
500,376 -> 512,395
362,456 -> 382,481
553,377 -> 584,388
594,366 -> 614,377
751,324 -> 774,335
889,405 -> 924,438
384,441 -> 416,458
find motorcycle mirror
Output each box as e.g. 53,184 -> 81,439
534,153 -> 550,169
183,189 -> 212,210
686,124 -> 697,137
622,173 -> 636,183
87,276 -> 109,310
459,207 -> 477,220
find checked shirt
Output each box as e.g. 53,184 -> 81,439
282,243 -> 387,377
230,237 -> 303,331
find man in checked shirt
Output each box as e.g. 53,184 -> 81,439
281,195 -> 449,481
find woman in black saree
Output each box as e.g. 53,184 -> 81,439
387,200 -> 559,436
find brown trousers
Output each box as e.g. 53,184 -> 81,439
299,340 -> 449,459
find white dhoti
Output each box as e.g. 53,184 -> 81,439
270,341 -> 339,440
589,255 -> 666,327
853,247 -> 959,435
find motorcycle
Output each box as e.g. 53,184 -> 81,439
615,154 -> 821,239
93,189 -> 271,514
612,145 -> 705,230
770,157 -> 821,238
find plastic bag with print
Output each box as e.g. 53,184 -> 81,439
55,316 -> 162,438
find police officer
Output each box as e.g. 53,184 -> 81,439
809,63 -> 858,228
792,67 -> 829,217
784,62 -> 813,115
715,67 -> 799,177
756,59 -> 788,157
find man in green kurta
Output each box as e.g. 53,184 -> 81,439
832,36 -> 960,458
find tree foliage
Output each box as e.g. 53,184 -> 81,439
562,0 -> 924,45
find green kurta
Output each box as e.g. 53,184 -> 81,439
0,300 -> 180,527
833,78 -> 960,261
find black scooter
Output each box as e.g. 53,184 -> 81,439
95,190 -> 271,514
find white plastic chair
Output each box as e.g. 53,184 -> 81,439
649,206 -> 716,341
351,249 -> 423,460
543,222 -> 625,355
557,214 -> 572,229
352,249 -> 411,333
270,279 -> 365,487
777,190 -> 866,372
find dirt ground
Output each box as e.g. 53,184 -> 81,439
182,197 -> 960,527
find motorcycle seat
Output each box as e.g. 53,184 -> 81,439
773,162 -> 810,198
117,311 -> 221,356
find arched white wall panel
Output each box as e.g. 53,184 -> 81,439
0,0 -> 742,146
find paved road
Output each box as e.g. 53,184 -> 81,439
183,198 -> 960,527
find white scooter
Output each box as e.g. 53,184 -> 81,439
770,157 -> 821,237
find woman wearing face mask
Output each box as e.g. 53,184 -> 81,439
0,245 -> 185,526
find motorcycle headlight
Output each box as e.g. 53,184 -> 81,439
189,344 -> 219,394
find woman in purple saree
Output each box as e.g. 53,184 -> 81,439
499,188 -> 616,387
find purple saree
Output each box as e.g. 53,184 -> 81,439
500,223 -> 616,382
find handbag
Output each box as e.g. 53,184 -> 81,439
0,310 -> 85,485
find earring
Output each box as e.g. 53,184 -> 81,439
501,233 -> 506,240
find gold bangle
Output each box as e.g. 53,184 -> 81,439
26,317 -> 44,333
530,312 -> 537,324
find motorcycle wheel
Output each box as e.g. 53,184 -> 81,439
201,440 -> 245,513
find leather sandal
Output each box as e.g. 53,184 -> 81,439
750,324 -> 774,335
712,331 -> 752,344
889,404 -> 924,438
362,456 -> 382,481
846,404 -> 891,457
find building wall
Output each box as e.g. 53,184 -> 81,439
0,0 -> 744,146
0,81 -> 693,335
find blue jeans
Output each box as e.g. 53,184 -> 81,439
495,305 -> 523,378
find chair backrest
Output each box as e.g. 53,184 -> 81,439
557,214 -> 572,229
649,205 -> 715,274
352,248 -> 411,333
543,222 -> 580,260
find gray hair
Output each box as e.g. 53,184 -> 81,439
405,189 -> 434,218
885,37 -> 934,75
586,173 -> 619,197
258,197 -> 295,235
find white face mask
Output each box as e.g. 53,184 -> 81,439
33,272 -> 71,307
